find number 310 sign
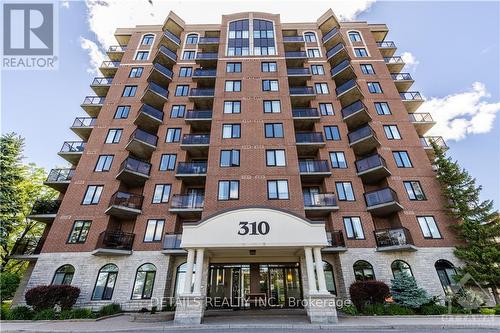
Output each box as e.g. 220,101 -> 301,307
237,221 -> 270,235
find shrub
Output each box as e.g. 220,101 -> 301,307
98,303 -> 121,317
33,309 -> 56,320
384,303 -> 415,315
25,285 -> 80,311
495,304 -> 500,315
0,272 -> 21,301
390,273 -> 431,309
337,303 -> 358,315
139,307 -> 148,313
349,280 -> 390,311
362,303 -> 385,315
59,308 -> 94,320
480,308 -> 495,315
419,303 -> 448,315
1,302 -> 11,319
151,306 -> 157,314
8,306 -> 34,320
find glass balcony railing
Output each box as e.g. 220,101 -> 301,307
355,154 -> 387,174
384,56 -> 404,65
193,69 -> 217,77
295,132 -> 324,143
158,45 -> 178,61
107,45 -> 126,52
409,113 -> 434,123
292,108 -> 319,118
400,91 -> 423,101
91,77 -> 113,85
119,157 -> 151,176
152,63 -> 174,79
364,187 -> 399,208
82,96 -> 105,105
326,230 -> 345,248
96,230 -> 135,251
289,86 -> 315,95
181,134 -> 210,145
335,79 -> 357,96
304,193 -> 338,208
72,117 -> 96,128
287,68 -> 311,75
341,100 -> 366,118
420,136 -> 447,149
189,88 -> 215,97
163,234 -> 182,250
322,27 -> 339,43
374,227 -> 414,248
285,51 -> 307,58
331,59 -> 350,77
347,125 -> 376,144
109,191 -> 143,211
46,168 -> 75,182
377,41 -> 396,48
60,141 -> 86,153
139,104 -> 164,121
198,37 -> 220,44
164,30 -> 181,45
130,128 -> 158,146
299,160 -> 330,173
283,36 -> 304,43
177,162 -> 208,175
30,199 -> 61,215
146,82 -> 169,98
196,52 -> 218,60
391,73 -> 413,81
185,110 -> 213,119
326,43 -> 345,59
170,194 -> 204,209
100,61 -> 119,68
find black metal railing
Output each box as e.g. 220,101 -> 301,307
326,43 -> 345,59
409,113 -> 434,123
176,162 -> 208,175
193,69 -> 217,77
283,36 -> 304,42
91,77 -> 113,85
335,79 -> 358,96
341,100 -> 366,119
46,168 -> 75,182
152,62 -> 174,79
189,88 -> 215,97
299,160 -> 330,173
196,52 -> 218,60
287,68 -> 311,75
285,51 -> 307,58
139,104 -> 164,121
295,132 -> 324,143
289,86 -> 315,95
391,73 -> 413,81
164,30 -> 181,45
60,141 -> 86,153
145,82 -> 169,98
170,194 -> 204,209
72,117 -> 96,128
186,110 -> 213,119
364,187 -> 399,207
304,193 -> 337,207
96,230 -> 135,251
355,154 -> 387,173
377,41 -> 396,48
158,45 -> 178,61
30,199 -> 61,215
198,37 -> 220,44
181,134 -> 210,145
11,237 -> 44,256
129,128 -> 158,146
119,157 -> 151,176
322,27 -> 339,43
163,234 -> 182,249
326,230 -> 345,247
347,125 -> 376,144
374,227 -> 413,248
420,136 -> 447,148
400,91 -> 423,101
82,96 -> 105,105
292,108 -> 319,118
108,191 -> 144,211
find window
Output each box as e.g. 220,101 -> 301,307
175,85 -> 189,96
336,182 -> 355,201
67,220 -> 91,244
324,126 -> 340,141
262,80 -> 279,91
220,150 -> 240,167
307,48 -> 321,58
261,62 -> 277,72
266,149 -> 286,166
264,123 -> 284,138
174,262 -> 196,296
51,265 -> 75,285
367,82 -> 383,93
348,31 -> 362,42
304,32 -> 317,42
343,217 -> 364,239
92,264 -> 118,300
354,48 -> 368,57
142,34 -> 154,45
226,62 -> 242,72
114,106 -> 130,119
95,155 -> 113,172
315,83 -> 329,94
224,101 -> 241,114
82,185 -> 103,205
105,129 -> 122,143
218,180 -> 239,200
179,67 -> 192,77
122,85 -> 137,97
129,67 -> 143,78
353,260 -> 375,281
417,216 -> 441,239
131,264 -> 156,300
435,260 -> 458,291
166,128 -> 181,142
391,260 -> 413,278
222,124 -> 241,138
374,102 -> 391,115
227,19 -> 250,56
267,180 -> 289,200
360,64 -> 375,75
319,103 -> 334,115
182,50 -> 196,60
384,125 -> 401,140
393,151 -> 413,168
152,184 -> 171,203
170,105 -> 186,118
263,100 -> 281,113
330,152 -> 347,168
321,261 -> 336,294
159,154 -> 176,171
404,181 -> 426,201
135,51 -> 149,60
225,80 -> 241,92
186,34 -> 198,44
311,65 -> 325,75
144,220 -> 164,242
253,19 -> 276,55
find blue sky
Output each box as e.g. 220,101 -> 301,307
1,0 -> 499,207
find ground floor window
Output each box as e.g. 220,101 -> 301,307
174,262 -> 195,296
391,260 -> 413,278
51,264 -> 75,285
435,259 -> 457,292
131,263 -> 156,299
353,260 -> 375,281
321,261 -> 336,294
92,264 -> 118,300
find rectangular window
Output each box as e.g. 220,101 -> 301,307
129,67 -> 143,78
166,128 -> 181,142
224,101 -> 241,114
330,152 -> 347,168
95,155 -> 113,172
354,48 -> 368,57
264,123 -> 284,138
263,100 -> 281,113
122,85 -> 137,97
179,67 -> 193,77
336,182 -> 355,201
417,216 -> 441,239
314,83 -> 329,94
266,149 -> 286,166
404,181 -> 427,201
393,151 -> 413,168
384,125 -> 402,140
218,180 -> 239,200
159,154 -> 176,171
267,180 -> 289,200
226,62 -> 242,72
262,80 -> 279,91
225,80 -> 241,92
114,105 -> 130,119
374,102 -> 391,115
307,48 -> 321,58
135,51 -> 149,60
360,64 -> 375,75
144,219 -> 164,242
105,129 -> 122,144
367,82 -> 383,93
182,50 -> 196,60
152,184 -> 171,203
67,220 -> 92,244
319,103 -> 334,116
222,124 -> 241,138
311,65 -> 325,75
343,217 -> 364,239
175,85 -> 189,96
170,105 -> 186,118
324,126 -> 340,141
220,150 -> 240,167
82,185 -> 103,205
261,62 -> 277,72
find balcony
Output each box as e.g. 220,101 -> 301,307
292,108 -> 320,128
114,31 -> 131,46
92,231 -> 134,256
336,79 -> 363,107
195,52 -> 218,66
370,24 -> 389,42
176,162 -> 208,184
341,100 -> 371,130
384,56 -> 405,72
58,141 -> 85,165
154,45 -> 178,67
364,187 -> 403,216
326,43 -> 349,65
420,136 -> 448,160
105,191 -> 143,218
149,62 -> 174,85
116,157 -> 151,186
180,134 -> 210,156
44,168 -> 75,192
331,59 -> 356,86
283,35 -> 305,47
141,82 -> 169,109
125,129 -> 158,159
409,113 -> 435,135
400,92 -> 424,113
162,234 -> 185,254
99,61 -> 119,76
70,117 -> 96,140
80,96 -> 104,117
391,73 -> 414,92
107,45 -> 126,61
198,37 -> 220,52
134,104 -> 164,132
304,193 -> 339,217
355,154 -> 391,184
377,41 -> 396,57
374,227 -> 417,252
169,194 -> 204,218
285,51 -> 307,66
322,27 -> 342,49
287,68 -> 311,85
295,132 -> 325,155
323,231 -> 347,252
28,199 -> 61,223
192,68 -> 217,84
289,86 -> 316,104
189,88 -> 215,109
160,30 -> 181,50
90,77 -> 113,96
185,110 -> 212,132
9,237 -> 44,260
299,160 -> 331,181
348,125 -> 380,155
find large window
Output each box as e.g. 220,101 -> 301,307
182,50 -> 196,60
224,101 -> 241,114
135,51 -> 149,60
179,67 -> 192,77
262,79 -> 279,91
417,216 -> 441,239
142,34 -> 154,45
166,128 -> 181,142
348,31 -> 362,42
218,180 -> 239,200
225,80 -> 241,92
319,103 -> 334,115
144,219 -> 164,242
304,32 -> 317,42
170,105 -> 186,118
266,149 -> 286,166
220,150 -> 240,167
92,264 -> 118,300
330,152 -> 347,169
321,261 -> 336,294
227,19 -> 250,56
374,102 -> 391,115
82,185 -> 103,205
404,181 -> 426,201
122,85 -> 137,97
253,19 -> 275,55
175,85 -> 189,96
324,126 -> 340,141
261,62 -> 277,72
152,184 -> 171,203
159,154 -> 176,171
367,82 -> 383,93
353,260 -> 375,281
360,64 -> 375,75
186,33 -> 198,44
343,217 -> 364,239
95,155 -> 113,172
226,62 -> 242,72
222,124 -> 241,138
391,260 -> 413,278
307,48 -> 321,58
114,105 -> 130,119
393,151 -> 413,168
263,100 -> 281,113
384,125 -> 401,140
129,67 -> 143,78
67,220 -> 91,243
311,65 -> 325,75
435,260 -> 458,292
264,123 -> 284,138
105,129 -> 122,143
131,264 -> 156,300
354,48 -> 368,57
314,83 -> 329,94
51,265 -> 75,285
267,180 -> 289,200
175,262 -> 195,296
336,182 -> 355,201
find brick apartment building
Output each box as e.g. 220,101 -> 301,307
12,9 -> 460,323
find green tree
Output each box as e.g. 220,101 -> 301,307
432,143 -> 500,304
390,272 -> 430,308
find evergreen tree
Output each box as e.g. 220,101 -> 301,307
390,272 -> 430,308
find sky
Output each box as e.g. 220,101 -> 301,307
1,0 -> 499,207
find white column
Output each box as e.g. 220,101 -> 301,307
304,247 -> 317,294
313,247 -> 328,294
193,248 -> 205,295
183,248 -> 195,295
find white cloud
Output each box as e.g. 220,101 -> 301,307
61,1 -> 70,8
422,82 -> 500,142
401,51 -> 419,72
79,37 -> 105,74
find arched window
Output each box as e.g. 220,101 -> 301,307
391,260 -> 413,278
174,262 -> 195,296
435,259 -> 457,291
131,263 -> 156,300
92,264 -> 118,300
348,31 -> 362,42
186,33 -> 198,44
318,261 -> 336,294
304,32 -> 317,42
51,265 -> 75,285
353,260 -> 375,281
142,34 -> 154,45
227,19 -> 250,56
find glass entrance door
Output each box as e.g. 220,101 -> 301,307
269,268 -> 286,306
